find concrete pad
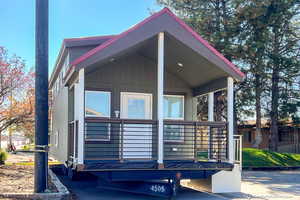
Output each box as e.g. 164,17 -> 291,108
217,170 -> 300,200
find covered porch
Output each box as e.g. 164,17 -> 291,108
67,31 -> 240,171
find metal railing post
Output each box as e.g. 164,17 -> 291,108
239,135 -> 243,166
226,124 -> 229,160
120,120 -> 124,162
233,135 -> 242,166
209,127 -> 213,160
194,122 -> 197,162
217,127 -> 221,162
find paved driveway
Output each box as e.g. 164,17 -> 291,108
55,170 -> 300,200
239,170 -> 300,200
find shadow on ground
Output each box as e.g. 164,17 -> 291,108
51,167 -> 224,200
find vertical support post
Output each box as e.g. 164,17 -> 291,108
74,68 -> 85,164
193,122 -> 197,162
72,120 -> 76,161
217,127 -> 221,162
208,93 -> 214,121
157,32 -> 164,167
208,92 -> 214,159
227,77 -> 234,163
35,0 -> 48,193
239,135 -> 242,168
74,85 -> 78,161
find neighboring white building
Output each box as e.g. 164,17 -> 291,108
0,131 -> 30,149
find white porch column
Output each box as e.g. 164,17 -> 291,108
227,77 -> 234,163
157,32 -> 164,166
208,92 -> 214,121
74,68 -> 85,164
208,92 -> 214,159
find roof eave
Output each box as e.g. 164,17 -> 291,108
70,7 -> 245,81
49,40 -> 67,88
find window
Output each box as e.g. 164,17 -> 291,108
85,91 -> 111,117
164,95 -> 184,120
163,95 -> 184,142
85,91 -> 111,141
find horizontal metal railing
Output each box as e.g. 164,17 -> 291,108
84,118 -> 229,162
68,120 -> 78,162
84,117 -> 158,161
164,120 -> 228,161
234,135 -> 242,165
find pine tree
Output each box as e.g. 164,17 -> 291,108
234,0 -> 273,147
265,0 -> 300,151
157,0 -> 300,151
157,0 -> 243,126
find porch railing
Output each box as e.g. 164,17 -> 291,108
84,118 -> 229,162
68,120 -> 78,162
84,118 -> 158,161
234,135 -> 242,165
164,120 -> 228,161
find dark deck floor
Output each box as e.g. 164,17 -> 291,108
83,160 -> 233,171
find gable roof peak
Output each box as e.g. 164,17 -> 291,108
69,7 -> 245,80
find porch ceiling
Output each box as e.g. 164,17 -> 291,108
84,34 -> 229,94
138,33 -> 228,88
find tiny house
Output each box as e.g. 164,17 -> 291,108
49,8 -> 244,197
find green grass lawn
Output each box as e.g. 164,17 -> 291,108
243,148 -> 300,167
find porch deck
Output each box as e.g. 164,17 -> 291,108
83,160 -> 233,171
69,118 -> 232,171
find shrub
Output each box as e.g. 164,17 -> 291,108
0,149 -> 8,164
22,145 -> 30,151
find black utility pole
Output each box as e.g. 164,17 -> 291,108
35,0 -> 48,193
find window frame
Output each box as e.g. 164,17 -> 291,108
163,94 -> 185,120
84,90 -> 111,118
84,90 -> 111,141
163,94 -> 185,143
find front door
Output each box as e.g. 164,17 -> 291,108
120,92 -> 152,159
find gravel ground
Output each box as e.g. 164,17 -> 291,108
6,152 -> 56,164
0,165 -> 57,195
0,165 -> 34,194
6,152 -> 34,163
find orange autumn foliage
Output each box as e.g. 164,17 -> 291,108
0,47 -> 35,142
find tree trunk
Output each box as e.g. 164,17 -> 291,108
253,74 -> 263,148
270,26 -> 280,151
8,128 -> 12,146
270,69 -> 279,151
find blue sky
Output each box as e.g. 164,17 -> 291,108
0,0 -> 161,73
